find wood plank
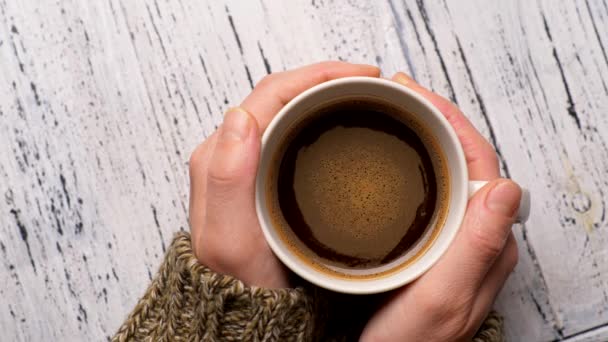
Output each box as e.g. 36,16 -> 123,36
564,324 -> 608,342
1,0 -> 607,341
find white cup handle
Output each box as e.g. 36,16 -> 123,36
468,181 -> 530,223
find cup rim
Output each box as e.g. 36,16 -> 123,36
255,76 -> 468,294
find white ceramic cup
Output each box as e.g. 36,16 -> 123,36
255,77 -> 530,294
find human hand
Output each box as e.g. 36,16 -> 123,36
360,73 -> 522,341
188,62 -> 380,289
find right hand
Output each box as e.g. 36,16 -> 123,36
360,73 -> 521,341
188,62 -> 380,288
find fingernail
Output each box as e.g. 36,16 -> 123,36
485,181 -> 521,217
394,72 -> 414,85
221,107 -> 251,141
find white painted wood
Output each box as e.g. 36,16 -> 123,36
1,0 -> 607,341
564,325 -> 608,342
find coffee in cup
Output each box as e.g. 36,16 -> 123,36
266,97 -> 449,279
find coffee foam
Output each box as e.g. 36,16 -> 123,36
293,126 -> 425,259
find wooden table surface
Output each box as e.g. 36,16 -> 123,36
1,0 -> 608,341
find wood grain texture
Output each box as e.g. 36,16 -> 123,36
565,325 -> 608,342
1,0 -> 607,341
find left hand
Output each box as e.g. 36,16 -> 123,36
360,73 -> 521,341
188,62 -> 380,289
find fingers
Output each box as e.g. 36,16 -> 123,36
471,233 -> 518,323
205,108 -> 260,234
242,61 -> 380,131
188,131 -> 218,258
422,179 -> 521,295
391,72 -> 499,180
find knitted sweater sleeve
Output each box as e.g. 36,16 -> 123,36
112,231 -> 314,342
112,231 -> 504,342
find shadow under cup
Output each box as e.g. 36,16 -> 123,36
256,78 -> 469,294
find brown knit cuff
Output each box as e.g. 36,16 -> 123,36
112,231 -> 314,342
474,311 -> 504,342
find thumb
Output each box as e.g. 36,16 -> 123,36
205,107 -> 260,230
415,179 -> 521,299
465,179 -> 522,264
444,179 -> 522,289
